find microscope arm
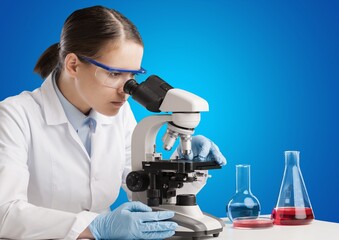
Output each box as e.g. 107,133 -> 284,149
130,114 -> 172,171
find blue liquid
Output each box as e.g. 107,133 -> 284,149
227,203 -> 260,222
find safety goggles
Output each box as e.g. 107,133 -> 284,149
78,56 -> 146,89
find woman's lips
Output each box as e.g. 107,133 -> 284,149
111,101 -> 126,107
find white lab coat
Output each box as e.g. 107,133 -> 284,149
0,75 -> 136,239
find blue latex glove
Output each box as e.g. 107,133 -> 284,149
89,201 -> 177,239
177,135 -> 227,165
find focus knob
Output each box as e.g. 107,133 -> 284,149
126,171 -> 150,192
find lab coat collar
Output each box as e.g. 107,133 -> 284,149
41,73 -> 118,126
41,74 -> 68,125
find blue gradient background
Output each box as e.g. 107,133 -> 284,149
1,0 -> 338,223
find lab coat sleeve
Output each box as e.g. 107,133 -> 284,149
120,102 -> 137,201
0,100 -> 98,239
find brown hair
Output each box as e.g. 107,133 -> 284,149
34,5 -> 143,79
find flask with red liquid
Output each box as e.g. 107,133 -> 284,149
271,151 -> 314,225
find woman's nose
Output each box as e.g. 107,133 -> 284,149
117,84 -> 125,94
117,84 -> 130,99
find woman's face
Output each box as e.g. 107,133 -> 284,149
75,40 -> 144,116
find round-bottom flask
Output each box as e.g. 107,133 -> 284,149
227,165 -> 261,222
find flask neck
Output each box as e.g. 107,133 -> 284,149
236,165 -> 251,193
285,151 -> 300,167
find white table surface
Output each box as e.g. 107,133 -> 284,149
170,217 -> 339,240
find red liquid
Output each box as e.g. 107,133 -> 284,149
271,207 -> 314,225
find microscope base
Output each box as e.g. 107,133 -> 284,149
152,205 -> 225,239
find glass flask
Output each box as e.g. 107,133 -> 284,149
271,151 -> 314,225
227,165 -> 261,222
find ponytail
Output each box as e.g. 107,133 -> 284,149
34,43 -> 60,79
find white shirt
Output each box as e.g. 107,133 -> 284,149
0,74 -> 136,239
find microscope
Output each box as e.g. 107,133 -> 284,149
124,75 -> 225,239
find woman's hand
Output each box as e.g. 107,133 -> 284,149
177,135 -> 227,165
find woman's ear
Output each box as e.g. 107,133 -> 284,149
64,53 -> 80,78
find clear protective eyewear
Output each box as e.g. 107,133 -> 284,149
78,56 -> 146,89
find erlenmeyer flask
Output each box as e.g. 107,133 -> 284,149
227,165 -> 260,222
271,151 -> 314,225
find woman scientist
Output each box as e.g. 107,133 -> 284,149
0,5 -> 226,240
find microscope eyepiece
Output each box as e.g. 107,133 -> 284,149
123,79 -> 139,95
123,75 -> 173,112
